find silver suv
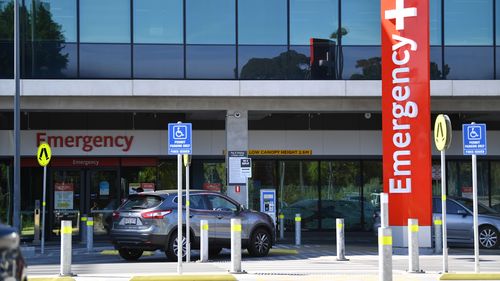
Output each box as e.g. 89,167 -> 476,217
110,190 -> 275,261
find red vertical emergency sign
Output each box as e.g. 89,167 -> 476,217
381,0 -> 432,246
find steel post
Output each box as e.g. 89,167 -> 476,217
472,154 -> 480,273
408,219 -> 421,273
336,218 -> 348,261
378,227 -> 393,281
295,214 -> 301,246
230,218 -> 243,273
381,193 -> 389,228
86,217 -> 93,252
200,220 -> 209,262
80,215 -> 87,244
60,220 -> 73,276
279,213 -> 284,240
177,153 -> 183,274
434,215 -> 442,254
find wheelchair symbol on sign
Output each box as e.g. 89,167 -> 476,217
173,125 -> 187,140
468,126 -> 481,140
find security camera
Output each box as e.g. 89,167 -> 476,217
234,112 -> 241,118
364,113 -> 372,119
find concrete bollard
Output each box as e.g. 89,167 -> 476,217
434,215 -> 443,254
230,218 -> 244,274
200,220 -> 209,263
295,214 -> 301,246
408,218 -> 422,273
378,227 -> 393,281
279,213 -> 285,240
80,215 -> 87,244
336,218 -> 348,261
86,217 -> 93,252
60,220 -> 74,276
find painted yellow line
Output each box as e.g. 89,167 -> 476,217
440,273 -> 500,280
130,274 -> 237,281
269,248 -> 299,255
29,277 -> 75,281
100,250 -> 155,256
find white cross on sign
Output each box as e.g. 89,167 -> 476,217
385,0 -> 417,31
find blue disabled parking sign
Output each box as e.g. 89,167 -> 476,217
463,123 -> 487,155
168,123 -> 192,155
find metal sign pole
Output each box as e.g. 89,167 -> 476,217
441,150 -> 448,273
185,156 -> 191,263
41,165 -> 47,254
472,153 -> 479,273
177,153 -> 183,274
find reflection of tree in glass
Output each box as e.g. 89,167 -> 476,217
0,2 -> 69,77
0,2 -> 14,77
430,62 -> 450,80
240,50 -> 309,80
350,57 -> 381,80
0,163 -> 9,223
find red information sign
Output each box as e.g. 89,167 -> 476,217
381,0 -> 431,227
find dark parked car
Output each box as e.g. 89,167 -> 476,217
0,223 -> 27,281
373,197 -> 500,249
110,190 -> 275,261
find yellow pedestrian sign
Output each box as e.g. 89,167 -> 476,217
434,114 -> 452,151
37,143 -> 52,167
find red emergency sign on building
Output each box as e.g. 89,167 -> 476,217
381,0 -> 432,227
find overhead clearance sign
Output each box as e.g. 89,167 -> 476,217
382,0 -> 431,244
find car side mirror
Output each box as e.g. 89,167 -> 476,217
457,209 -> 468,217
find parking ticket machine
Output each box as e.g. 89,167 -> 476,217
260,189 -> 277,225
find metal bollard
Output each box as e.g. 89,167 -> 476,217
230,218 -> 244,274
279,213 -> 284,240
378,227 -> 393,281
295,214 -> 301,246
33,201 -> 41,245
336,218 -> 348,261
80,215 -> 87,244
380,193 -> 389,228
60,220 -> 74,276
86,217 -> 93,252
434,215 -> 443,254
200,220 -> 209,263
408,218 -> 422,273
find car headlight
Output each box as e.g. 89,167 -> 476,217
0,232 -> 20,250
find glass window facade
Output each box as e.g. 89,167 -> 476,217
80,0 -> 130,43
186,0 -> 235,44
134,0 -> 182,44
444,0 -> 493,45
2,0 -> 500,79
79,44 -> 131,78
238,0 -> 287,45
0,161 -> 10,224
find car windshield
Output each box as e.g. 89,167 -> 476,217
120,195 -> 163,210
455,198 -> 499,215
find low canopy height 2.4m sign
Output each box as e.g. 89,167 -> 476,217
382,0 -> 431,243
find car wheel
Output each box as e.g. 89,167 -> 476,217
247,228 -> 271,257
479,225 -> 499,249
118,248 -> 143,261
165,231 -> 187,261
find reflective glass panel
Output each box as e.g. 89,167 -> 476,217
186,45 -> 236,79
288,46 -> 313,80
279,161 -> 319,231
444,46 -> 493,79
447,161 -> 489,206
341,0 -> 380,45
238,0 -> 287,44
490,162 -> 500,210
80,0 -> 130,43
133,44 -> 183,78
80,44 -> 131,78
0,0 -> 13,40
0,41 -> 13,78
134,0 -> 182,44
444,0 -> 493,45
186,0 -> 235,44
430,0 -> 441,45
341,46 -> 381,80
23,42 -> 77,78
362,160 -> 382,231
321,161 -> 362,230
290,0 -> 338,45
0,161 -> 10,224
430,46 -> 444,79
238,45 -> 288,79
497,47 -> 500,79
26,0 -> 77,42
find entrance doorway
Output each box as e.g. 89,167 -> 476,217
49,168 -> 119,240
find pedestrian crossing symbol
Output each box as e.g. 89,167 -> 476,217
37,143 -> 52,167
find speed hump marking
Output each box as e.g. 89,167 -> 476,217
37,143 -> 52,167
434,114 -> 452,151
